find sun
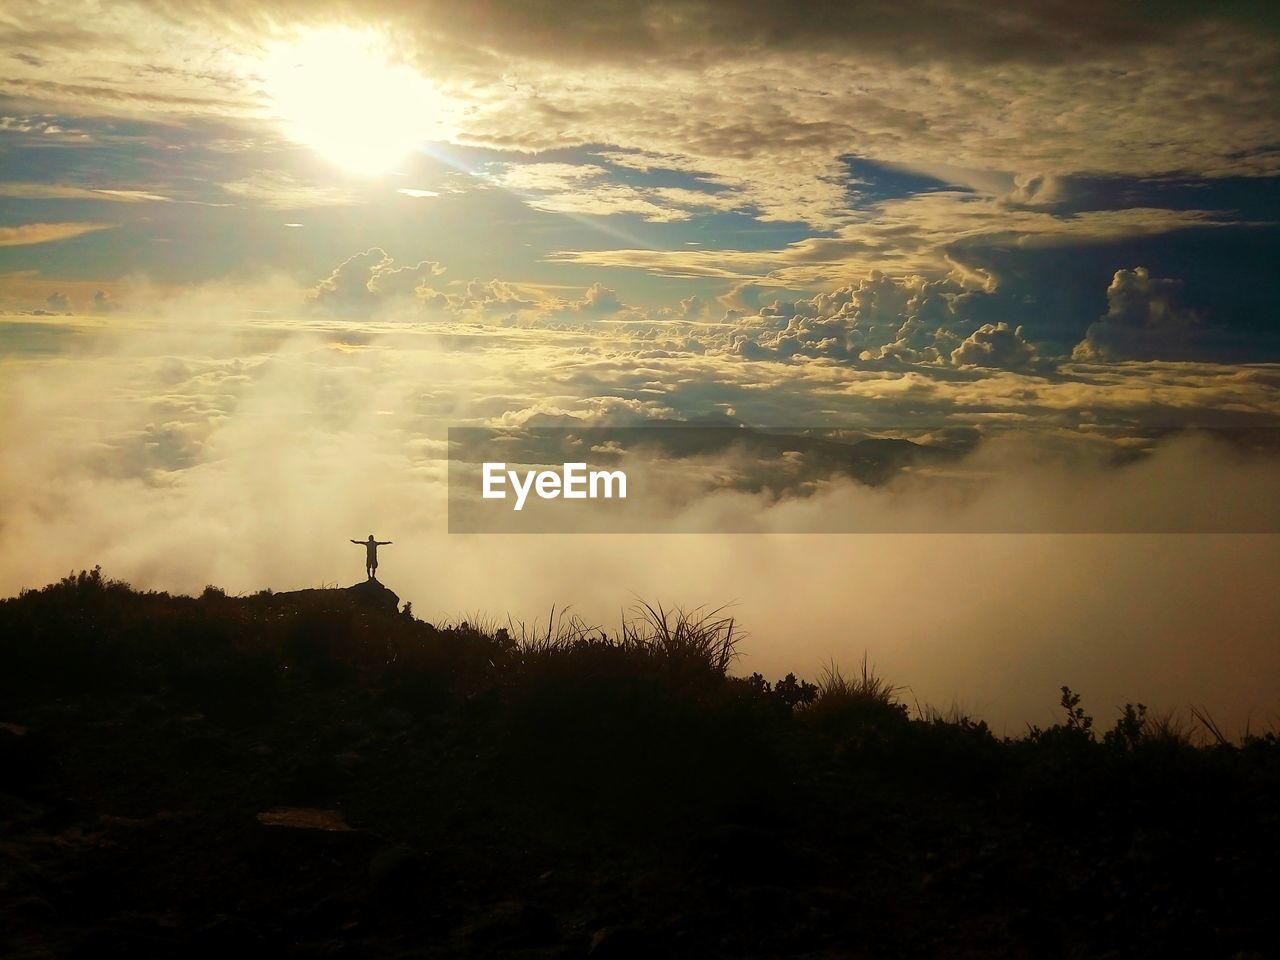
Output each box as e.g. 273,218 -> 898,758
261,27 -> 442,176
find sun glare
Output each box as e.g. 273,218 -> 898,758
261,27 -> 442,176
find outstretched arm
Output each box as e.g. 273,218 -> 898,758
350,539 -> 362,545
377,540 -> 393,545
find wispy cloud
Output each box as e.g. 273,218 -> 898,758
0,183 -> 172,202
550,194 -> 1242,286
219,172 -> 358,208
0,221 -> 115,247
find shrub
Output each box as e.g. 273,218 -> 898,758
797,654 -> 910,761
800,654 -> 904,722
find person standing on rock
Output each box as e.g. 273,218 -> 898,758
351,535 -> 392,580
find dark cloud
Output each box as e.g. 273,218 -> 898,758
141,0 -> 1277,68
1073,267 -> 1203,361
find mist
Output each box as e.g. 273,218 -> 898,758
2,296 -> 1278,734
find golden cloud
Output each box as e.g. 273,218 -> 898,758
0,222 -> 116,247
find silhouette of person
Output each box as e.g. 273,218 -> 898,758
351,535 -> 392,580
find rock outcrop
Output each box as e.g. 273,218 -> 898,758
268,579 -> 402,615
343,578 -> 400,613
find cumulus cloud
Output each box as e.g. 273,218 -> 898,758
726,271 -> 1023,367
951,322 -> 1042,371
650,294 -> 711,322
1073,267 -> 1204,361
307,249 -> 634,322
311,248 -> 394,312
569,283 -> 624,314
366,259 -> 446,299
287,255 -> 1280,443
439,279 -> 541,316
92,290 -> 121,313
45,291 -> 70,312
309,248 -> 445,313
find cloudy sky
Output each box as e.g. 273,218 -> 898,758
2,1 -> 1278,727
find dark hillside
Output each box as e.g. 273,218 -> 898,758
1,569 -> 1277,958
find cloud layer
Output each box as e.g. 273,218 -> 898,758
3,287 -> 1278,730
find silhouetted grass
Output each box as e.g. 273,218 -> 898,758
805,653 -> 900,712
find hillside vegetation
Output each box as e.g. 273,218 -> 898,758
1,569 -> 1277,958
